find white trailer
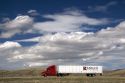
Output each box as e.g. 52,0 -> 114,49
57,65 -> 103,76
57,65 -> 103,73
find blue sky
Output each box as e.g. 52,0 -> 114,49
0,0 -> 125,69
0,0 -> 125,19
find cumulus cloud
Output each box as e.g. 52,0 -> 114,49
0,41 -> 21,49
5,15 -> 33,28
0,15 -> 33,38
0,21 -> 125,69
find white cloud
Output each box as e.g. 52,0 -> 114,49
0,10 -> 125,69
27,10 -> 39,16
8,54 -> 43,62
5,15 -> 33,28
24,62 -> 47,67
97,21 -> 125,39
0,21 -> 125,69
0,41 -> 21,49
0,15 -> 33,38
0,10 -> 109,38
33,11 -> 108,32
16,36 -> 40,42
0,29 -> 21,38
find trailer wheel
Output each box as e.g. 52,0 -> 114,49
100,73 -> 103,76
91,74 -> 96,77
86,74 -> 95,77
86,74 -> 90,77
90,74 -> 94,77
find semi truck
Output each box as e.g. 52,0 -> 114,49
41,65 -> 103,77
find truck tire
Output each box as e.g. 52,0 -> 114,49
57,73 -> 60,77
43,74 -> 47,77
57,73 -> 64,77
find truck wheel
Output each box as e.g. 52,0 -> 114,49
57,73 -> 60,77
43,74 -> 47,77
57,73 -> 64,77
60,73 -> 63,77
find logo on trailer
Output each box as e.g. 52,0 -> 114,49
83,67 -> 87,70
83,66 -> 98,70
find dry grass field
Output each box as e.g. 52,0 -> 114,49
0,68 -> 125,83
1,76 -> 125,83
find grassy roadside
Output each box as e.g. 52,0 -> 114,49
0,76 -> 125,83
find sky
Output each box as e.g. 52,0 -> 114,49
0,0 -> 125,70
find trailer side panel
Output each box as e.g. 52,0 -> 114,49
57,65 -> 103,74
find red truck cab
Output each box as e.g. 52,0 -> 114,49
41,65 -> 57,77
